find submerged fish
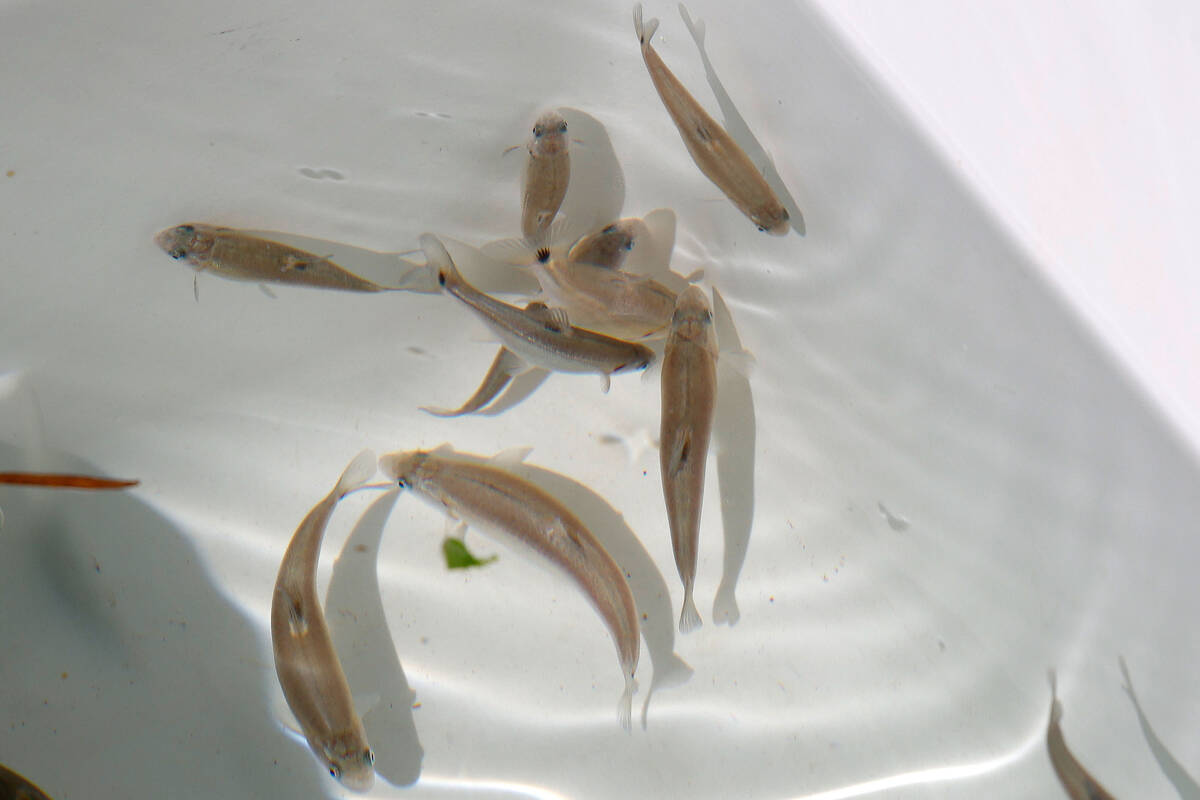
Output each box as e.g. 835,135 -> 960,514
633,5 -> 789,235
379,446 -> 640,729
566,219 -> 644,270
422,234 -> 653,391
520,111 -> 572,243
272,451 -> 378,791
660,286 -> 718,633
1046,672 -> 1117,800
420,346 -> 525,418
0,763 -> 55,800
155,224 -> 384,294
0,472 -> 137,489
530,256 -> 677,339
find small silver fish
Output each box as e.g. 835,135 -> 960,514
521,111 -> 571,243
633,5 -> 789,235
155,224 -> 384,294
566,219 -> 645,270
379,446 -> 641,729
1046,671 -> 1117,800
420,346 -> 525,417
660,286 -> 718,633
531,256 -> 677,339
422,234 -> 653,390
272,451 -> 378,791
0,763 -> 55,800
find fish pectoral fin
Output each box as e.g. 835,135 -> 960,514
524,301 -> 574,335
285,592 -> 309,637
547,517 -> 585,553
669,428 -> 693,477
600,373 -> 611,394
258,284 -> 278,299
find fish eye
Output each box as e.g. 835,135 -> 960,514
532,125 -> 543,138
756,225 -> 767,232
178,224 -> 195,234
329,764 -> 341,779
364,748 -> 375,766
557,121 -> 568,133
169,247 -> 187,259
437,270 -> 447,287
602,224 -> 617,234
702,310 -> 713,323
396,477 -> 408,489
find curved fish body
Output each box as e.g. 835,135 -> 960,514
0,764 -> 55,800
531,256 -> 676,339
271,451 -> 378,791
660,286 -> 718,633
421,346 -> 524,418
521,111 -> 571,243
154,224 -> 384,292
379,447 -> 640,729
566,219 -> 645,270
632,5 -> 789,235
1046,672 -> 1117,800
422,234 -> 653,380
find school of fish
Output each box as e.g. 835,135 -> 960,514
3,4 -> 1114,798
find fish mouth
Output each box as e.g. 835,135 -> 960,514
152,227 -> 179,252
336,767 -> 375,792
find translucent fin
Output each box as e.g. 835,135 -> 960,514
678,587 -> 702,633
419,233 -> 462,288
633,3 -> 659,45
1047,669 -> 1063,725
618,674 -> 637,732
600,373 -> 611,394
335,449 -> 378,498
258,284 -> 278,299
489,446 -> 534,469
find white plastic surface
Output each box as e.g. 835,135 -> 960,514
1,1 -> 1197,798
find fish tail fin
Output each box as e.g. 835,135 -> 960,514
419,233 -> 463,291
633,4 -> 659,46
1047,669 -> 1064,724
618,674 -> 637,732
679,586 -> 702,633
335,449 -> 378,498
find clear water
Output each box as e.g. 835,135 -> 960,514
1,1 -> 1197,798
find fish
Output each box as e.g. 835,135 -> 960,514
633,4 -> 790,235
379,446 -> 641,729
530,256 -> 677,339
0,472 -> 138,489
520,111 -> 572,243
154,224 -> 385,295
1046,671 -> 1118,800
420,346 -> 525,417
566,219 -> 645,270
0,763 -> 55,800
422,234 -> 653,391
660,286 -> 718,633
271,450 -> 379,791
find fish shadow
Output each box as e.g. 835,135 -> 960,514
0,441 -> 334,798
326,491 -> 424,788
710,288 -> 756,625
1119,657 -> 1200,799
508,461 -> 694,729
556,107 -> 627,245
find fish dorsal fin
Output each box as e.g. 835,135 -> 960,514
489,446 -> 533,469
429,443 -> 456,458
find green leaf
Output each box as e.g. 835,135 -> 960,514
442,536 -> 498,569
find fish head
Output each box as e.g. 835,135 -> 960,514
568,220 -> 637,269
529,111 -> 569,157
752,205 -> 791,237
669,285 -> 717,349
378,449 -> 431,488
154,223 -> 216,266
613,344 -> 655,375
321,734 -> 375,791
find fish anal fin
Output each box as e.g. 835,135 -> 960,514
670,428 -> 693,477
286,592 -> 309,637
